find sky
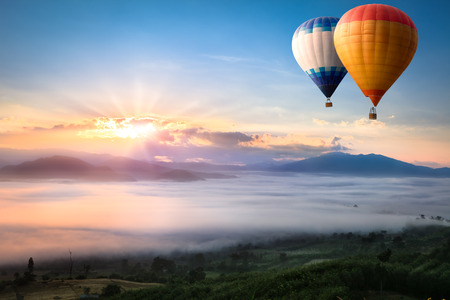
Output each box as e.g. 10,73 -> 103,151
1,0 -> 449,167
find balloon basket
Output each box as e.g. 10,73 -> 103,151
369,107 -> 377,120
325,99 -> 332,108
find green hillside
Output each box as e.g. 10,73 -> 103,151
2,224 -> 449,299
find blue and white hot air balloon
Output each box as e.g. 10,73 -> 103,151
292,16 -> 347,107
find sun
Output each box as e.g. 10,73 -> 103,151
114,121 -> 156,139
79,117 -> 157,139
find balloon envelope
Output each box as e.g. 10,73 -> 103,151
334,4 -> 418,107
292,16 -> 347,99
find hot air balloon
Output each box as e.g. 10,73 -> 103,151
292,16 -> 347,108
334,4 -> 418,119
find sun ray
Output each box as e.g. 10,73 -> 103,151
79,116 -> 157,139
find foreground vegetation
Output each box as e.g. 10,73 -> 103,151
111,224 -> 450,300
1,223 -> 449,299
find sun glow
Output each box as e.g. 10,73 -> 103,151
79,117 -> 156,139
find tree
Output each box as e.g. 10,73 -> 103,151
190,253 -> 206,268
27,257 -> 34,275
102,284 -> 121,297
24,257 -> 35,282
187,267 -> 206,283
376,248 -> 392,300
151,257 -> 176,274
377,248 -> 391,263
84,264 -> 91,276
68,249 -> 73,278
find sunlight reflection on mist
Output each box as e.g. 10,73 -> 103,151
1,173 -> 449,264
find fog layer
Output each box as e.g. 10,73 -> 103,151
1,173 -> 449,264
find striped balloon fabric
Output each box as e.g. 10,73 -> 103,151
334,4 -> 418,107
292,16 -> 347,103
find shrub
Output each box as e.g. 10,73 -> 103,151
101,284 -> 121,297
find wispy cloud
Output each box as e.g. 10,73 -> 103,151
205,55 -> 248,63
353,118 -> 386,128
313,118 -> 329,126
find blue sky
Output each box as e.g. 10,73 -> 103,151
1,0 -> 449,166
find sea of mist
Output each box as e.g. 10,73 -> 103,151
1,172 -> 449,265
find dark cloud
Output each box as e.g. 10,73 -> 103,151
135,127 -> 352,164
180,128 -> 254,147
181,128 -> 199,136
331,136 -> 341,145
196,131 -> 254,147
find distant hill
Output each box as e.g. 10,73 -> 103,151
0,148 -> 118,167
155,161 -> 244,172
104,157 -> 237,181
0,155 -> 134,181
0,155 -> 234,182
104,157 -> 172,180
1,151 -> 448,181
273,152 -> 450,177
157,169 -> 206,182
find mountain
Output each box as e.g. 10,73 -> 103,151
0,156 -> 133,181
103,157 -> 237,181
157,169 -> 205,182
0,148 -> 118,167
155,161 -> 244,172
0,155 -> 233,182
103,157 -> 172,180
273,152 -> 450,177
1,151 -> 448,181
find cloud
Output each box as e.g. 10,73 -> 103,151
335,120 -> 349,127
130,129 -> 352,164
185,157 -> 214,163
78,117 -> 158,139
0,116 -> 41,134
313,118 -> 329,126
1,175 -> 449,265
25,121 -> 96,132
353,118 -> 386,128
331,136 -> 341,145
192,131 -> 254,147
154,156 -> 173,162
1,114 -> 353,164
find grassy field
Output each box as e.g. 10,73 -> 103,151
0,278 -> 160,300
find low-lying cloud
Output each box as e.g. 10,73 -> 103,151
1,174 -> 449,265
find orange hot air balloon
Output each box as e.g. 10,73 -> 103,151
334,4 -> 418,119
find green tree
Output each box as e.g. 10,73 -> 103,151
102,284 -> 121,297
27,257 -> 34,274
151,257 -> 176,274
187,267 -> 206,283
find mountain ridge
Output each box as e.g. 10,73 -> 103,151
0,155 -> 134,182
0,152 -> 449,180
0,155 -> 234,182
272,152 -> 450,177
